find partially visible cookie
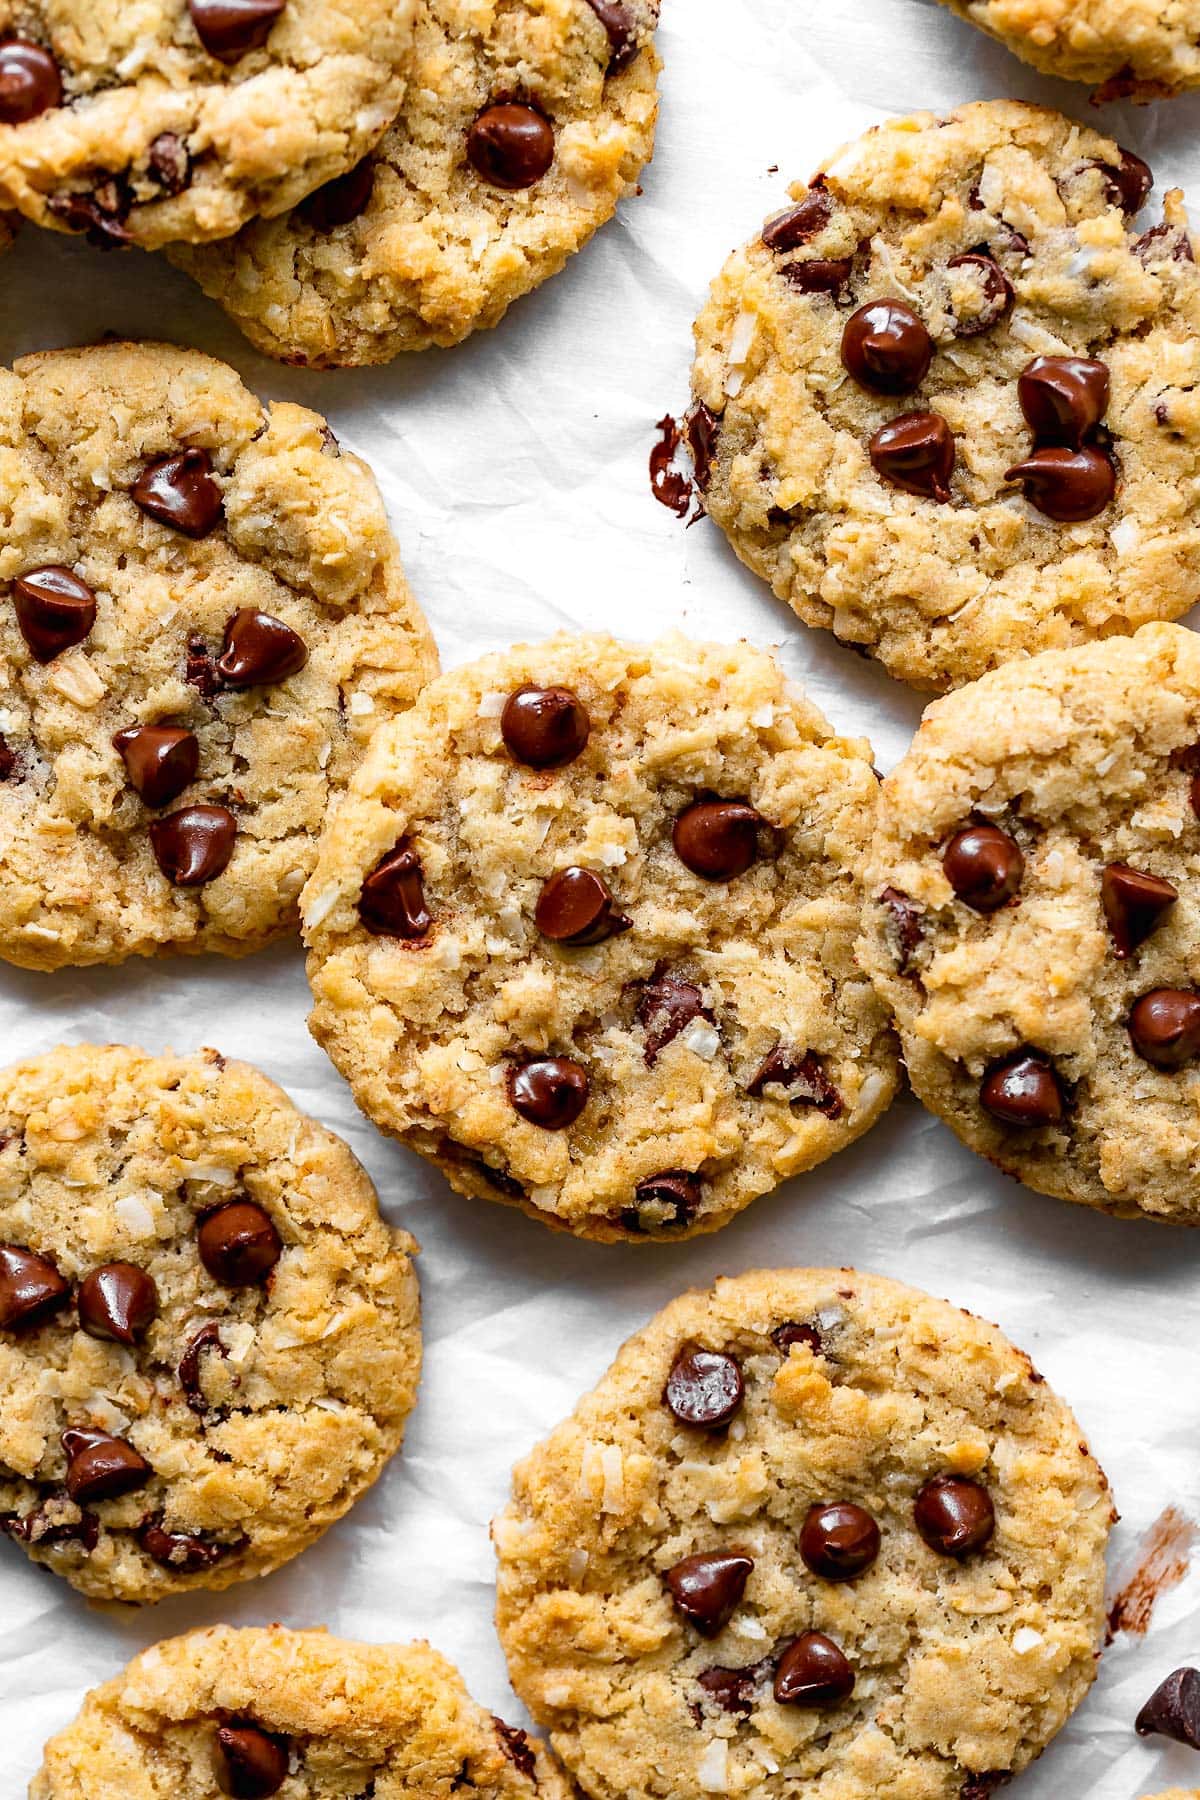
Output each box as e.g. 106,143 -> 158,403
0,340 -> 436,970
0,0 -> 415,249
0,1044 -> 421,1603
861,622 -> 1200,1223
170,0 -> 660,365
937,0 -> 1200,99
302,634 -> 898,1242
32,1625 -> 569,1798
690,100 -> 1200,692
494,1268 -> 1113,1800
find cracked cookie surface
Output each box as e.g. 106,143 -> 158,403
32,1625 -> 569,1797
861,622 -> 1200,1222
301,634 -> 898,1243
937,0 -> 1200,98
690,100 -> 1200,692
0,0 -> 415,249
0,1043 -> 421,1604
494,1268 -> 1112,1800
0,340 -> 436,971
170,0 -> 660,365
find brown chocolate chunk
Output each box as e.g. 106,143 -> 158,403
148,804 -> 237,886
0,1243 -> 70,1331
300,158 -> 376,231
186,633 -> 221,699
629,1169 -> 702,1229
637,969 -> 707,1066
1093,148 -> 1152,214
61,1427 -> 152,1504
869,411 -> 955,501
800,1501 -> 881,1581
467,103 -> 555,190
665,1551 -> 754,1636
493,1720 -> 537,1780
1101,864 -> 1177,958
773,1632 -> 856,1707
0,39 -> 62,123
772,1320 -> 822,1354
1017,355 -> 1109,447
782,258 -> 852,294
1,1495 -> 98,1552
685,402 -> 720,493
508,1057 -> 589,1129
1134,221 -> 1194,266
147,132 -> 191,195
673,798 -> 766,880
1128,988 -> 1200,1068
77,1263 -> 158,1346
189,0 -> 286,62
650,413 -> 693,518
1136,1666 -> 1200,1748
501,684 -> 589,768
582,0 -> 639,70
138,1514 -> 242,1571
216,608 -> 307,687
47,187 -> 132,248
132,449 -> 223,537
841,299 -> 932,396
215,1723 -> 289,1798
979,1052 -> 1064,1127
112,724 -> 199,809
14,565 -> 97,663
879,886 -> 925,973
663,1343 -> 744,1429
762,187 -> 832,253
914,1475 -> 995,1558
696,1659 -> 771,1716
358,841 -> 433,939
179,1320 -> 229,1413
942,822 -> 1024,912
1005,444 -> 1115,521
945,252 -> 1013,337
535,866 -> 630,945
746,1045 -> 843,1117
197,1200 -> 281,1287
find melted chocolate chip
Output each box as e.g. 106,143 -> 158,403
772,1320 -> 822,1354
147,132 -> 191,196
1,1495 -> 98,1552
47,187 -> 132,248
508,1057 -> 589,1129
0,735 -> 17,782
663,1343 -> 744,1429
138,1514 -> 242,1571
630,1169 -> 702,1228
696,1658 -> 772,1715
637,969 -> 707,1065
1094,148 -> 1152,214
215,1723 -> 289,1799
781,257 -> 852,294
149,804 -> 237,886
535,866 -> 630,944
665,1551 -> 754,1636
179,1320 -> 229,1413
1101,864 -> 1176,958
869,411 -> 955,501
1136,1667 -> 1200,1748
501,684 -> 590,768
1128,988 -> 1200,1068
746,1045 -> 843,1117
359,841 -> 432,939
880,886 -> 925,974
773,1632 -> 856,1707
494,1720 -> 538,1781
216,608 -> 307,687
650,413 -> 692,517
197,1200 -> 281,1286
914,1475 -> 995,1558
0,39 -> 61,123
1005,445 -> 1115,522
980,1052 -> 1064,1127
1134,221 -> 1194,266
942,822 -> 1024,912
13,566 -> 97,663
300,157 -> 376,231
582,0 -> 639,70
113,724 -> 199,809
467,103 -> 555,189
840,299 -> 932,396
761,187 -> 832,253
186,633 -> 221,699
673,799 -> 766,880
801,1502 -> 881,1581
61,1427 -> 152,1504
945,253 -> 1013,337
1017,355 -> 1110,448
77,1263 -> 158,1346
189,0 -> 286,62
0,1243 -> 70,1331
685,403 -> 720,493
132,449 -> 223,537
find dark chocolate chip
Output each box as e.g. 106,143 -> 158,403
186,633 -> 221,699
869,411 -> 955,501
189,0 -> 286,62
1005,445 -> 1115,522
773,1632 -> 856,1707
960,1774 -> 1011,1800
582,0 -> 639,71
879,886 -> 925,973
945,252 -> 1014,337
650,413 -> 692,517
942,822 -> 1024,912
630,1169 -> 702,1227
138,1514 -> 242,1571
147,132 -> 191,195
1134,221 -> 1195,266
1017,356 -> 1110,448
535,866 -> 630,945
493,1720 -> 537,1781
112,724 -> 199,809
77,1263 -> 158,1346
782,258 -> 852,294
673,799 -> 766,880
149,803 -> 236,886
508,1057 -> 589,1129
61,1427 -> 151,1504
300,157 -> 376,231
0,39 -> 62,123
0,734 -> 16,782
1094,148 -> 1152,214
179,1320 -> 229,1413
761,187 -> 832,253
663,1343 -> 744,1429
467,103 -> 555,190
198,1201 -> 281,1287
665,1551 -> 754,1636
0,1243 -> 70,1331
914,1475 -> 995,1558
840,299 -> 932,396
2,1495 -> 99,1551
216,608 -> 307,687
132,449 -> 223,537
696,1658 -> 772,1715
1101,864 -> 1177,958
800,1502 -> 881,1581
215,1723 -> 289,1799
13,565 -> 97,663
1128,988 -> 1200,1068
772,1320 -> 822,1354
358,841 -> 432,939
685,402 -> 719,493
979,1052 -> 1064,1127
1136,1667 -> 1200,1748
637,969 -> 707,1065
746,1045 -> 843,1117
46,187 -> 132,248
501,684 -> 590,768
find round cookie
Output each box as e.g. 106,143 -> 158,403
0,1043 -> 421,1603
301,633 -> 898,1243
689,100 -> 1200,693
0,339 -> 436,971
32,1625 -> 570,1798
936,0 -> 1200,99
494,1268 -> 1114,1800
860,622 -> 1200,1223
169,0 -> 660,365
0,0 -> 415,249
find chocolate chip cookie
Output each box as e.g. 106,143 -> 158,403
494,1268 -> 1113,1800
0,1043 -> 421,1603
0,0 -> 415,249
301,634 -> 898,1242
169,0 -> 660,364
690,100 -> 1200,692
937,0 -> 1200,99
32,1624 -> 569,1797
0,340 -> 436,971
860,621 -> 1200,1222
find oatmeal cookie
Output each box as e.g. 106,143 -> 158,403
937,0 -> 1200,99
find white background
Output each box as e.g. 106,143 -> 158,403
3,0 -> 1200,1792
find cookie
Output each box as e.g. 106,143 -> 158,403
0,1043 -> 421,1603
494,1268 -> 1113,1800
936,0 -> 1200,99
0,339 -> 436,971
301,633 -> 898,1243
168,0 -> 660,365
860,622 -> 1200,1223
689,100 -> 1200,693
32,1625 -> 569,1798
0,0 -> 415,249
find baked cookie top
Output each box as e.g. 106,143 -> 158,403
32,1625 -> 570,1798
690,100 -> 1200,692
0,1044 -> 421,1604
0,0 -> 415,248
937,0 -> 1200,98
861,622 -> 1200,1223
494,1268 -> 1113,1800
301,633 -> 898,1242
170,0 -> 661,365
0,340 -> 436,971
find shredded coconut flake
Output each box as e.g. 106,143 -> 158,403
478,690 -> 507,718
1110,517 -> 1140,555
113,1193 -> 157,1239
1012,1627 -> 1044,1654
567,1548 -> 589,1582
681,1020 -> 722,1061
348,690 -> 375,717
728,311 -> 757,364
303,885 -> 341,929
698,1738 -> 729,1793
180,1162 -> 237,1186
600,1444 -> 625,1513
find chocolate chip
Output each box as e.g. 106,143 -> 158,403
1101,864 -> 1177,958
493,1720 -> 537,1781
746,1045 -> 843,1118
914,1475 -> 995,1558
198,1200 -> 280,1286
960,1774 -> 1010,1800
0,40 -> 62,123
1,1496 -> 99,1552
138,1514 -> 241,1571
1135,1667 -> 1200,1748
0,1243 -> 70,1331
1094,148 -> 1152,214
696,1658 -> 772,1715
945,252 -> 1014,337
761,187 -> 832,253
869,411 -> 955,501
942,822 -> 1023,912
663,1343 -> 744,1429
650,413 -> 692,518
113,724 -> 199,809
147,132 -> 191,196
980,1052 -> 1064,1127
358,840 -> 432,939
61,1427 -> 152,1504
1017,356 -> 1110,447
186,634 -> 221,699
215,1724 -> 289,1799
773,1633 -> 856,1707
685,403 -> 719,493
47,187 -> 131,248
630,1170 -> 702,1228
665,1551 -> 754,1636
508,1057 -> 589,1129
879,886 -> 925,973
582,0 -> 639,71
13,566 -> 97,664
467,103 -> 555,190
216,608 -> 307,687
300,157 -> 376,231
1128,988 -> 1200,1068
189,0 -> 286,62
772,1320 -> 821,1354
673,799 -> 766,880
1134,221 -> 1194,266
501,684 -> 590,768
149,804 -> 236,886
781,257 -> 852,294
179,1320 -> 229,1413
801,1502 -> 881,1581
77,1263 -> 158,1346
535,866 -> 630,944
132,449 -> 223,537
0,735 -> 17,782
1005,445 -> 1115,522
840,299 -> 932,396
637,969 -> 706,1065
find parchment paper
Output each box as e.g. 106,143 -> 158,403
3,1 -> 1200,1791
